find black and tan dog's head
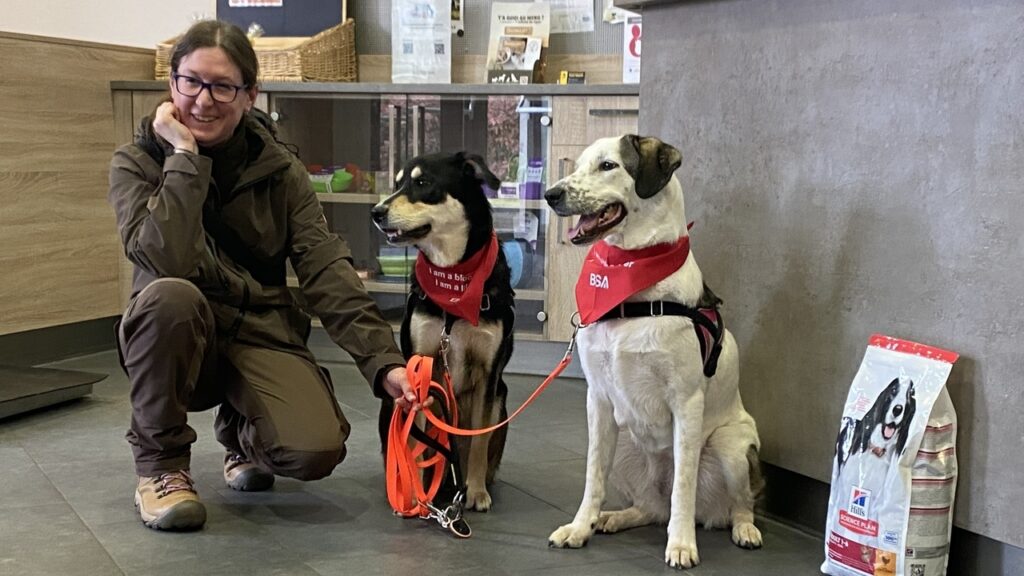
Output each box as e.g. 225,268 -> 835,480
371,152 -> 501,266
544,134 -> 683,247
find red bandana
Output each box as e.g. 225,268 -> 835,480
415,233 -> 499,326
575,236 -> 691,324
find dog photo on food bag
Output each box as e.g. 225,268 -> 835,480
544,135 -> 763,569
834,377 -> 916,485
371,151 -> 514,512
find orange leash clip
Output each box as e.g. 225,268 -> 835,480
385,320 -> 579,537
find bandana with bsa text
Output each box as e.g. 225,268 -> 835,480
415,233 -> 499,326
576,236 -> 691,324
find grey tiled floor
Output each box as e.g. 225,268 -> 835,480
1,346 -> 825,575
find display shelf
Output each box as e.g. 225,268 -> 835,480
316,192 -> 381,204
315,192 -> 546,210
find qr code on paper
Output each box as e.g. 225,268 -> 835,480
434,43 -> 445,55
911,565 -> 926,576
403,42 -> 413,55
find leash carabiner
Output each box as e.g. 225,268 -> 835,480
421,491 -> 472,538
439,315 -> 453,376
564,312 -> 583,362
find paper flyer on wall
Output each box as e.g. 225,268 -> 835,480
550,0 -> 594,33
392,0 -> 452,83
485,2 -> 550,84
622,14 -> 641,84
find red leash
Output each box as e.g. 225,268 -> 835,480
386,326 -> 578,536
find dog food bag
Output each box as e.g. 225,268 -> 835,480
822,334 -> 959,576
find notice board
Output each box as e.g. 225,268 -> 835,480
216,0 -> 343,37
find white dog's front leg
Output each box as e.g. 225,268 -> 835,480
549,387 -> 617,549
665,392 -> 705,569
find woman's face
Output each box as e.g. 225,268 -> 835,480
170,47 -> 257,147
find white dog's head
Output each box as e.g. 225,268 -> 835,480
544,135 -> 685,250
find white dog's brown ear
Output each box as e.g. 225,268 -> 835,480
624,135 -> 682,199
460,152 -> 501,191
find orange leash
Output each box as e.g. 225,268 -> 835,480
385,355 -> 457,519
385,330 -> 577,536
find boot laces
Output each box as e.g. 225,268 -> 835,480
156,470 -> 196,498
225,452 -> 250,473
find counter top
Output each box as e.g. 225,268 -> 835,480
111,81 -> 640,96
612,0 -> 683,9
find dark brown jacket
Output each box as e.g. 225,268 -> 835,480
109,112 -> 403,389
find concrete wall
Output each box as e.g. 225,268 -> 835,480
639,0 -> 1023,547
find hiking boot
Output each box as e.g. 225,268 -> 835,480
224,452 -> 274,492
135,470 -> 206,531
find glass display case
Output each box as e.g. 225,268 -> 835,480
270,92 -> 553,338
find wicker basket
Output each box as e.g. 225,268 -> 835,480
155,19 -> 357,83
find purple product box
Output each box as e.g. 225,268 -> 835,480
521,158 -> 544,199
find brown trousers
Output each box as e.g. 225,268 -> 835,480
117,278 -> 350,479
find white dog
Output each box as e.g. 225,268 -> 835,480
544,135 -> 763,569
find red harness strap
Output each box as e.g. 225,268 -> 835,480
385,348 -> 573,532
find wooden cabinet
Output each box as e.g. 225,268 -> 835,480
110,82 -> 638,343
545,95 -> 639,341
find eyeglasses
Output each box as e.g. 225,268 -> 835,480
172,73 -> 248,103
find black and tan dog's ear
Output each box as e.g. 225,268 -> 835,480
459,152 -> 501,191
624,135 -> 682,199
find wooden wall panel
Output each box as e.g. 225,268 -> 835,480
0,33 -> 153,336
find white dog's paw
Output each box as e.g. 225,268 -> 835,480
548,522 -> 594,548
731,522 -> 763,549
464,487 -> 492,512
665,538 -> 700,570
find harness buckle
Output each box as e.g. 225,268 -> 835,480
480,293 -> 491,312
651,301 -> 664,317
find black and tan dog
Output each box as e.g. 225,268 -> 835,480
371,151 -> 515,511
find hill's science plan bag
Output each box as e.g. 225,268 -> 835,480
822,334 -> 959,576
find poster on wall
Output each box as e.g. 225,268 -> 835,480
392,0 -> 452,83
485,2 -> 551,84
622,14 -> 641,84
550,0 -> 594,33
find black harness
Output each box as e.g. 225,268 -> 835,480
593,287 -> 725,378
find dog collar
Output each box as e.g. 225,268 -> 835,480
414,233 -> 499,326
